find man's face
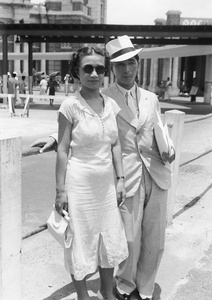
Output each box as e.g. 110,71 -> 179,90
112,56 -> 138,90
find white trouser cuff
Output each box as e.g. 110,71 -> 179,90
139,293 -> 152,299
117,286 -> 130,295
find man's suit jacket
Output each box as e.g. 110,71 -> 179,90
102,83 -> 172,197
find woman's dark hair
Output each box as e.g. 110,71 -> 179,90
69,46 -> 106,79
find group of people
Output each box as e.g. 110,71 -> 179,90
39,74 -> 80,106
7,72 -> 27,108
32,35 -> 175,300
39,75 -> 59,106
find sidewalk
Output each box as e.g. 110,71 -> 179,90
1,94 -> 212,300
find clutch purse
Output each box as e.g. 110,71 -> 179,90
47,205 -> 73,248
154,110 -> 175,161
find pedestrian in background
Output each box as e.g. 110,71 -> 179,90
8,72 -> 18,109
64,73 -> 70,96
47,76 -> 58,106
39,76 -> 48,101
19,75 -> 26,107
164,77 -> 172,101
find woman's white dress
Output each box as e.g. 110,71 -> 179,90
58,91 -> 128,280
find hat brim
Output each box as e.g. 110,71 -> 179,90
110,48 -> 143,62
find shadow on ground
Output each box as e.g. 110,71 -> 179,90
160,99 -> 212,116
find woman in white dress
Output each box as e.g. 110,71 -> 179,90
55,46 -> 128,300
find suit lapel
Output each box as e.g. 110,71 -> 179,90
111,84 -> 138,128
137,87 -> 150,129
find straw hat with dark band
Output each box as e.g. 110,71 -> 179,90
106,35 -> 143,62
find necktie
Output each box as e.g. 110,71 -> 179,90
125,91 -> 138,116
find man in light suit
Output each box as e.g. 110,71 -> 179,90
31,36 -> 174,300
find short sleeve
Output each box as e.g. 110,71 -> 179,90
108,97 -> 121,116
58,98 -> 74,123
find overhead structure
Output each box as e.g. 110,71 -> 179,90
1,23 -> 212,104
1,23 -> 212,45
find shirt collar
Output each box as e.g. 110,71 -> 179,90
116,83 -> 136,98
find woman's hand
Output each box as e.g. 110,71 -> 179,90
116,179 -> 126,207
55,190 -> 68,216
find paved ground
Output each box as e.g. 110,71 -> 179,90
1,94 -> 212,300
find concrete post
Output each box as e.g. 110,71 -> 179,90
0,137 -> 22,300
164,110 -> 185,226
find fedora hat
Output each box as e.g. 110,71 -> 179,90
106,35 -> 143,62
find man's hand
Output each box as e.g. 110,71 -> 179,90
116,179 -> 126,207
31,136 -> 57,153
162,147 -> 176,164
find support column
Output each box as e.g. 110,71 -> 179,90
0,137 -> 22,300
23,43 -> 28,75
171,57 -> 180,96
169,58 -> 172,78
14,40 -> 21,75
148,58 -> 159,94
28,42 -> 33,101
2,35 -> 8,105
142,59 -> 148,90
148,59 -> 154,91
40,43 -> 46,73
204,54 -> 212,105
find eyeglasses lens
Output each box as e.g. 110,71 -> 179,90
83,65 -> 106,75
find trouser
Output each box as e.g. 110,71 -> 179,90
115,166 -> 168,298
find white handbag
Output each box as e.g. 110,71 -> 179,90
47,206 -> 73,248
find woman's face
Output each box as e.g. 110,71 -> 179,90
78,53 -> 105,90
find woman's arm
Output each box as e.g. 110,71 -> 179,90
55,112 -> 72,215
111,137 -> 126,207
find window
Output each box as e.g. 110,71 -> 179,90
73,2 -> 83,11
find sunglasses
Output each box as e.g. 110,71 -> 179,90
81,64 -> 106,75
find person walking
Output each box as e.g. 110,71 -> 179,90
39,76 -> 48,101
64,73 -> 70,96
31,35 -> 175,300
8,72 -> 18,109
164,77 -> 172,101
19,75 -> 26,106
47,76 -> 58,106
55,46 -> 128,300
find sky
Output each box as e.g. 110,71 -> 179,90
31,0 -> 212,25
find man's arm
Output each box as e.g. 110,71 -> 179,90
31,133 -> 58,153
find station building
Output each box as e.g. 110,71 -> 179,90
138,10 -> 212,98
0,0 -> 107,80
0,1 -> 212,102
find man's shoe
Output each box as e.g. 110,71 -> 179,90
114,287 -> 130,300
